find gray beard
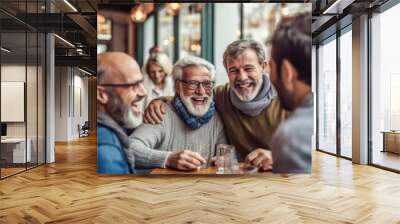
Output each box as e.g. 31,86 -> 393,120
106,92 -> 143,129
232,75 -> 263,102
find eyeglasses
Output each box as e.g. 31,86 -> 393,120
99,82 -> 143,91
177,79 -> 215,91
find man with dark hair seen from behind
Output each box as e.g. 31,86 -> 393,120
97,52 -> 147,174
269,13 -> 313,173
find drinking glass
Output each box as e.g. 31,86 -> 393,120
215,144 -> 239,174
187,143 -> 211,169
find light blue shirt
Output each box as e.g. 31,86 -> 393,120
97,123 -> 133,174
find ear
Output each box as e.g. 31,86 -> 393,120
261,60 -> 268,74
97,86 -> 109,105
281,59 -> 297,90
174,81 -> 181,95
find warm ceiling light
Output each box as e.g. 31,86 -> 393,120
1,47 -> 11,53
167,3 -> 181,16
63,0 -> 78,12
163,39 -> 169,46
131,4 -> 147,23
281,7 -> 289,16
97,14 -> 106,24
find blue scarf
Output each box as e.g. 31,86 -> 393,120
172,95 -> 216,129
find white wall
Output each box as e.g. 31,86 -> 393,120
214,3 -> 240,86
55,66 -> 69,141
72,73 -> 89,138
1,65 -> 34,137
54,67 -> 89,141
1,66 -> 26,133
1,64 -> 46,164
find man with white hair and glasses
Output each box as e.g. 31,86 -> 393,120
125,56 -> 227,171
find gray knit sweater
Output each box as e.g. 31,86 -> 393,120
125,102 -> 227,169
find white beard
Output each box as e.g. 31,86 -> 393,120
122,108 -> 143,129
179,87 -> 212,117
107,92 -> 143,129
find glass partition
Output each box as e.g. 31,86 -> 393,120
370,3 -> 400,171
38,32 -> 45,165
27,30 -> 38,169
317,36 -> 337,155
1,30 -> 28,178
339,28 -> 352,158
179,3 -> 202,58
157,7 -> 174,60
143,15 -> 154,62
0,1 -> 46,179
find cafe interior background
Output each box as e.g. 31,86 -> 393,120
97,3 -> 311,87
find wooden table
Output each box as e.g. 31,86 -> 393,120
151,163 -> 260,175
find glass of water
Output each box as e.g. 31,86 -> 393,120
187,143 -> 211,169
215,144 -> 239,174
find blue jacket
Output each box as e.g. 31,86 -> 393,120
97,123 -> 133,174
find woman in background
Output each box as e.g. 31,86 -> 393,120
141,53 -> 174,110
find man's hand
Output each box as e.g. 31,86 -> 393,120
143,99 -> 167,124
165,150 -> 207,170
245,148 -> 273,171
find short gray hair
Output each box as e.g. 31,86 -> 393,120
223,40 -> 266,70
172,56 -> 216,81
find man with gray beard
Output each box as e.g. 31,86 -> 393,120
126,56 -> 227,171
97,52 -> 147,174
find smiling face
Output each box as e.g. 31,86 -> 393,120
226,49 -> 265,102
147,62 -> 166,86
175,65 -> 213,117
98,53 -> 147,129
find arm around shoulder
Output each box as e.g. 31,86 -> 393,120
127,114 -> 170,168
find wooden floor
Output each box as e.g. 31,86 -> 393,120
0,167 -> 26,178
372,151 -> 400,171
1,134 -> 400,223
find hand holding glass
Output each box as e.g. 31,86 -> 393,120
187,143 -> 211,169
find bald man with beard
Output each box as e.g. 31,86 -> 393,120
97,52 -> 147,174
